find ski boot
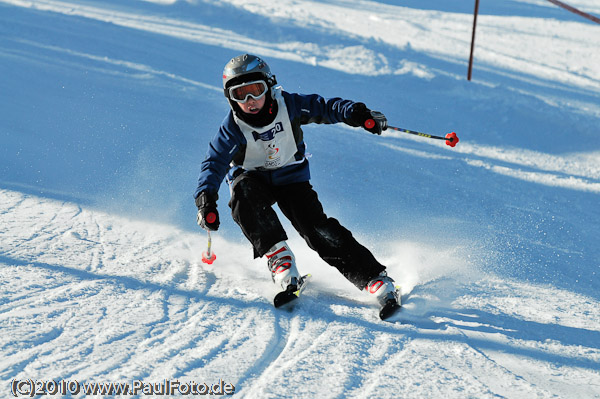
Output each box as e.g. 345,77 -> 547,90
364,271 -> 401,320
265,241 -> 301,291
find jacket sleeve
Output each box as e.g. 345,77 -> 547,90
194,113 -> 244,200
284,92 -> 358,126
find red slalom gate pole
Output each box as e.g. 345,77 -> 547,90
387,125 -> 460,147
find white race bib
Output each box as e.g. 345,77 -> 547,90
234,88 -> 299,170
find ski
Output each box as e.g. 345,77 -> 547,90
273,274 -> 311,308
379,287 -> 402,320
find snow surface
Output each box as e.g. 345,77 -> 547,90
1,0 -> 599,397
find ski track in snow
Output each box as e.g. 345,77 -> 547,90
1,189 -> 599,398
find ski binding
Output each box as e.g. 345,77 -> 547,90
273,274 -> 311,308
379,286 -> 402,320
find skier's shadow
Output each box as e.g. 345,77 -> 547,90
392,282 -> 600,371
408,305 -> 600,370
298,280 -> 600,372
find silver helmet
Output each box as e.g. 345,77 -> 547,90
222,54 -> 277,99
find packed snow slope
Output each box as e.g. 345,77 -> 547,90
1,0 -> 599,397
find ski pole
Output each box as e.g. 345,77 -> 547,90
365,119 -> 459,147
388,125 -> 459,147
201,229 -> 217,264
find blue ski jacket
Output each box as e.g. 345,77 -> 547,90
194,89 -> 360,199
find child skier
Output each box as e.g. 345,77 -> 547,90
194,54 -> 400,317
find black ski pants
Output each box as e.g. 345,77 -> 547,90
228,172 -> 386,289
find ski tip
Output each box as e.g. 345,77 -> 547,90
274,291 -> 297,308
274,274 -> 312,309
379,301 -> 401,320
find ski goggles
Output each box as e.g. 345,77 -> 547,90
228,80 -> 268,103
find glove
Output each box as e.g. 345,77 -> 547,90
195,192 -> 220,231
349,102 -> 388,135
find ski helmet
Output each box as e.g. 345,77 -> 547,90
222,54 -> 277,99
